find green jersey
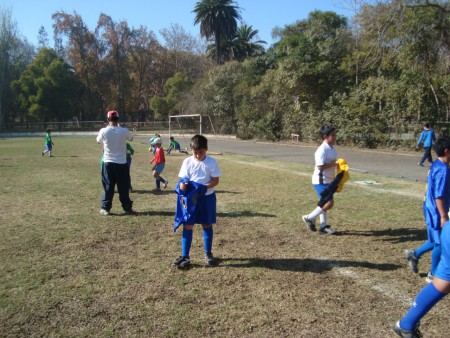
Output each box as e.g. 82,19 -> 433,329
46,133 -> 52,144
126,143 -> 135,158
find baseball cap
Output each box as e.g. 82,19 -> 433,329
107,110 -> 119,119
151,137 -> 162,145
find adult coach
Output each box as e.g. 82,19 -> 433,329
96,110 -> 134,215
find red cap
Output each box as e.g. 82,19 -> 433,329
107,110 -> 119,119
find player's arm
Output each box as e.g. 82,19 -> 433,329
435,197 -> 449,227
207,177 -> 219,189
317,161 -> 337,170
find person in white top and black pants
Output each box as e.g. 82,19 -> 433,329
96,110 -> 134,215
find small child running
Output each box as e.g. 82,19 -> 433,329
41,129 -> 54,157
149,137 -> 168,191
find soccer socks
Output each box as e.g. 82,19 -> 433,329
430,244 -> 442,275
181,228 -> 193,258
319,212 -> 328,227
203,226 -> 213,254
159,176 -> 166,184
414,241 -> 434,259
307,207 -> 324,221
400,283 -> 446,330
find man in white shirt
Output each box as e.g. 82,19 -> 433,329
96,110 -> 134,215
302,125 -> 338,234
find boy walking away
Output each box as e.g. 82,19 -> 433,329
167,136 -> 189,155
149,137 -> 168,191
126,142 -> 135,192
404,136 -> 450,283
417,123 -> 436,166
96,110 -> 134,215
302,125 -> 339,235
172,134 -> 221,268
394,218 -> 450,338
41,129 -> 54,157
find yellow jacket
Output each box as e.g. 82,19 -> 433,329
336,158 -> 350,192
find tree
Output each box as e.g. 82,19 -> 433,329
12,48 -> 80,122
193,0 -> 242,64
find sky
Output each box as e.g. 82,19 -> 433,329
3,0 -> 354,48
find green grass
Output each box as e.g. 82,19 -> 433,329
0,137 -> 448,337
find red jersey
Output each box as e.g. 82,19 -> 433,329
154,147 -> 165,164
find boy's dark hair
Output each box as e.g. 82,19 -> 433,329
424,123 -> 430,128
433,136 -> 450,157
190,134 -> 208,150
320,125 -> 336,138
170,136 -> 174,141
46,129 -> 52,133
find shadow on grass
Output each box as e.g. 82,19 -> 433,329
217,211 -> 276,218
218,257 -> 401,272
216,190 -> 242,195
131,189 -> 174,195
111,210 -> 276,218
337,227 -> 427,244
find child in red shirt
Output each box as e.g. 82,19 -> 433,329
150,137 -> 168,191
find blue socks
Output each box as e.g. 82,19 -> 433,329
181,228 -> 193,258
203,226 -> 213,254
414,241 -> 434,258
431,244 -> 442,275
400,283 -> 446,330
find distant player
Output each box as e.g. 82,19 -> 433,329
41,129 -> 54,157
149,137 -> 168,191
416,123 -> 435,166
167,136 -> 188,155
302,125 -> 339,234
172,134 -> 221,268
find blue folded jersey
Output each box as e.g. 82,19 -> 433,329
174,178 -> 207,231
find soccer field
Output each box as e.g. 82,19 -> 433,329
0,137 -> 448,337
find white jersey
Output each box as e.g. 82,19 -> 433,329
178,155 -> 222,195
312,141 -> 337,185
96,126 -> 133,164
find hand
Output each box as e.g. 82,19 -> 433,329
180,182 -> 188,191
441,215 -> 449,227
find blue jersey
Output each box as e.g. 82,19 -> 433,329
174,178 -> 207,231
435,221 -> 450,281
417,129 -> 435,147
424,159 -> 450,244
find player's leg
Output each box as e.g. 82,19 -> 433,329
100,162 -> 115,214
153,170 -> 161,190
172,224 -> 193,267
404,240 -> 433,274
202,224 -> 214,266
427,243 -> 442,282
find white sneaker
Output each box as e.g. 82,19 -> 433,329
100,209 -> 110,216
164,180 -> 169,189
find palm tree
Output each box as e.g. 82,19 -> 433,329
193,0 -> 241,64
231,24 -> 266,61
206,24 -> 266,62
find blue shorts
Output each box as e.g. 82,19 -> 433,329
45,143 -> 52,151
313,184 -> 331,200
186,192 -> 216,225
154,163 -> 165,173
435,223 -> 450,281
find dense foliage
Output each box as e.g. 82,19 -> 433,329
1,0 -> 450,147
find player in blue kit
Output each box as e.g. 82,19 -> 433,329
171,134 -> 222,268
404,136 -> 450,283
394,136 -> 450,337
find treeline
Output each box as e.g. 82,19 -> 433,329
1,0 -> 450,147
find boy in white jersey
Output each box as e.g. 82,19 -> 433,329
171,134 -> 222,268
302,125 -> 338,234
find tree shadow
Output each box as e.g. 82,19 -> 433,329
216,190 -> 242,195
217,257 -> 401,273
217,211 -> 276,218
132,189 -> 174,195
337,227 -> 427,244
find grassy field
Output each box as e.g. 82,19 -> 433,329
0,136 -> 449,337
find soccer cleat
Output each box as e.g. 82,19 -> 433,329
124,209 -> 135,215
319,225 -> 336,235
302,215 -> 316,231
393,321 -> 422,338
164,180 -> 169,189
171,256 -> 191,268
404,250 -> 419,273
205,253 -> 215,266
425,271 -> 434,283
418,163 -> 424,167
99,209 -> 110,216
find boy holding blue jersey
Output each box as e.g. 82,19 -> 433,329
394,136 -> 450,337
404,137 -> 450,282
172,134 -> 221,268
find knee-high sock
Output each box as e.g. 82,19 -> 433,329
181,228 -> 193,258
203,226 -> 213,254
307,207 -> 323,221
156,178 -> 161,188
431,244 -> 442,275
319,212 -> 327,226
414,240 -> 434,259
400,283 -> 446,330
